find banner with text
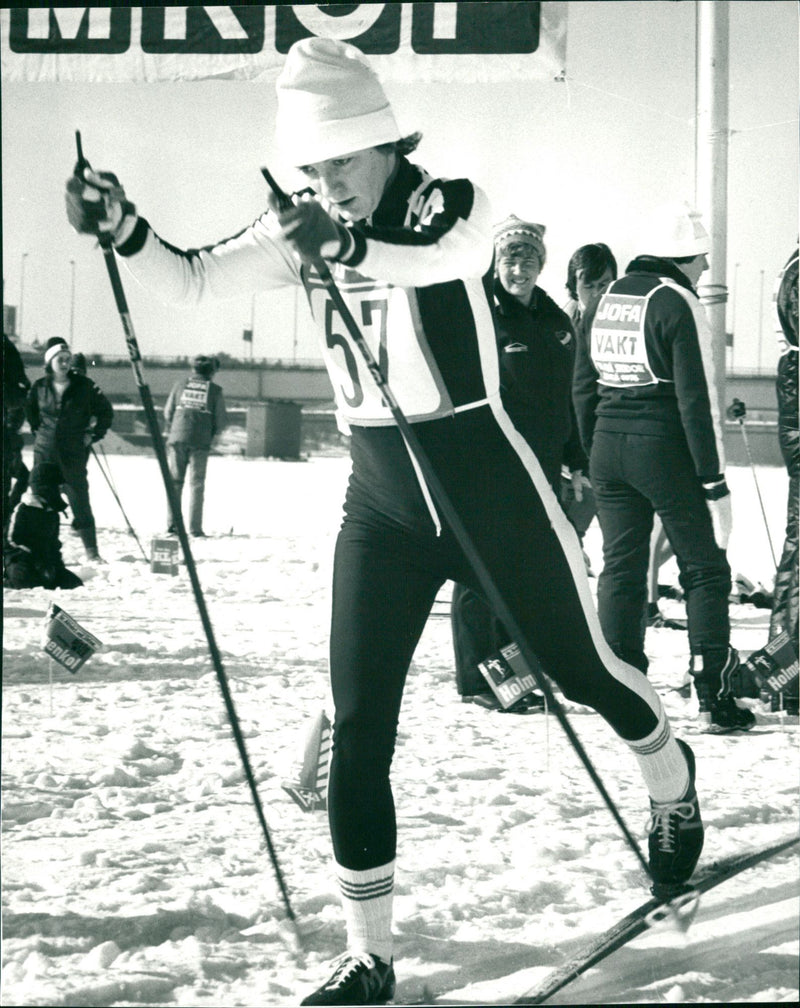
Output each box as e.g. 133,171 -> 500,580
1,4 -> 567,83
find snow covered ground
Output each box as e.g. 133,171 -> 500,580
2,440 -> 798,1007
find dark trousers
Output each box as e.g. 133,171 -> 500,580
770,472 -> 798,654
451,581 -> 510,695
33,448 -> 95,533
590,430 -> 731,673
327,408 -> 664,871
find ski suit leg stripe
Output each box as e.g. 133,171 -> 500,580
485,393 -> 664,725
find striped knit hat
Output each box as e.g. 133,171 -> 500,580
494,216 -> 547,269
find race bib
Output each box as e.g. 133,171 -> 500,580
591,292 -> 656,387
179,377 -> 210,411
306,268 -> 449,425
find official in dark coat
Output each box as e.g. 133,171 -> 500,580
163,354 -> 227,537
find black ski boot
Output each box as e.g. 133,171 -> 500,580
301,952 -> 395,1006
692,648 -> 755,733
647,739 -> 704,894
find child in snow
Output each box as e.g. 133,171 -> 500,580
4,462 -> 83,591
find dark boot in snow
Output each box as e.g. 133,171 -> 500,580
692,648 -> 755,733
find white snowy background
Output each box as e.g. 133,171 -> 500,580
2,429 -> 798,1007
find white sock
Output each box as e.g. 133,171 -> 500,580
336,859 -> 394,964
628,713 -> 690,803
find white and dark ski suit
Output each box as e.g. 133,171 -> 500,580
114,156 -> 671,871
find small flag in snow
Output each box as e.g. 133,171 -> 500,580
42,603 -> 102,673
151,536 -> 179,575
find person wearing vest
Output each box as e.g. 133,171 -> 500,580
574,203 -> 754,734
163,355 -> 227,538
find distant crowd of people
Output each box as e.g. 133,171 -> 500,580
2,338 -> 227,585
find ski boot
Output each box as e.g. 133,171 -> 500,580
691,648 -> 755,733
301,952 -> 395,1006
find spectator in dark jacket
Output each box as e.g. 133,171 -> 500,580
3,332 -> 31,538
562,243 -> 618,545
4,462 -> 83,590
452,217 -> 586,709
573,202 -> 753,732
26,337 -> 113,561
163,354 -> 227,537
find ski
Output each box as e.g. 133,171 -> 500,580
514,833 -> 799,1005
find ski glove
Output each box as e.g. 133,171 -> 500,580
271,193 -> 354,263
706,494 -> 732,551
726,398 -> 747,421
65,168 -> 137,244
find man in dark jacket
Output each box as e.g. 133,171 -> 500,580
26,337 -> 113,561
163,354 -> 227,537
4,461 -> 83,590
574,202 -> 753,732
452,216 -> 587,709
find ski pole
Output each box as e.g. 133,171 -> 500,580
90,444 -> 148,563
261,166 -> 654,883
76,132 -> 302,944
727,398 -> 778,568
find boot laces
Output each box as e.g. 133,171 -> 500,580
646,799 -> 696,853
324,952 -> 378,990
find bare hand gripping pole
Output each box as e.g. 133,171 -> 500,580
76,133 -> 301,942
261,166 -> 654,883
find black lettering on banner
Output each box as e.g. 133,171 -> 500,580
275,3 -> 401,54
411,1 -> 540,54
141,6 -> 264,54
9,7 -> 131,54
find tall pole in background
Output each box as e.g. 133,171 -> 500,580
758,268 -> 765,371
695,0 -> 729,422
730,260 -> 740,370
69,259 -> 76,345
19,252 -> 28,341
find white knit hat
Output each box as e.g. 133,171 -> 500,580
43,336 -> 70,368
643,202 -> 710,258
275,38 -> 401,167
